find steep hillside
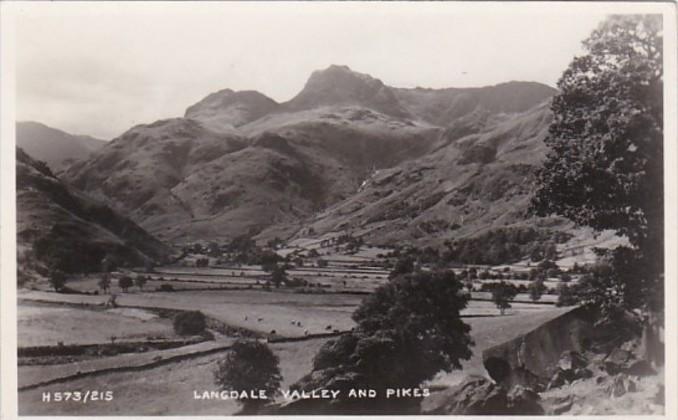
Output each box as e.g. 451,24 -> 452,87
298,102 -> 566,247
63,118 -> 248,239
63,109 -> 442,242
393,82 -> 558,127
16,121 -> 106,171
16,148 -> 171,284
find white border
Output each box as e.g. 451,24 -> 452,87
1,2 -> 676,420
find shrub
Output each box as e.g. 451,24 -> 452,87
157,283 -> 175,292
134,274 -> 147,291
98,274 -> 111,293
556,283 -> 577,306
118,276 -> 133,292
214,340 -> 281,413
48,270 -> 67,292
529,279 -> 546,302
173,311 -> 206,336
388,255 -> 414,279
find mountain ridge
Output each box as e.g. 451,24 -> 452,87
16,121 -> 107,171
60,65 -> 562,246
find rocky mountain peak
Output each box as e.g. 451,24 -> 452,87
284,65 -> 412,119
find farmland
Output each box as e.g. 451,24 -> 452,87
17,241 -> 577,415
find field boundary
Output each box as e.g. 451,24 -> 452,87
18,342 -> 234,392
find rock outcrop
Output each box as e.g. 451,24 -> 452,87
421,376 -> 543,415
481,306 -> 640,391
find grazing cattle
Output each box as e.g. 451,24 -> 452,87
325,325 -> 332,330
333,329 -> 340,333
270,330 -> 276,335
304,330 -> 309,336
258,317 -> 263,322
244,316 -> 248,321
296,321 -> 302,327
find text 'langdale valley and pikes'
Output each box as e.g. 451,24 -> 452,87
194,388 -> 431,400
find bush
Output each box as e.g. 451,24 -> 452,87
556,283 -> 577,306
388,255 -> 415,279
134,274 -> 147,290
118,276 -> 133,292
214,340 -> 281,413
157,283 -> 175,292
48,270 -> 67,292
173,311 -> 206,336
529,279 -> 546,302
98,274 -> 111,293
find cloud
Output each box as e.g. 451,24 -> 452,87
13,3 -> 608,138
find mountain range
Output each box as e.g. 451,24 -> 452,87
19,64 -> 563,251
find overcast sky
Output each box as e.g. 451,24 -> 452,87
13,3 -> 610,139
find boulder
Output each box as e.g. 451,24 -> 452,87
483,306 -> 598,391
624,360 -> 657,377
574,367 -> 593,379
423,377 -> 546,415
422,376 -> 509,415
546,353 -> 592,390
607,373 -> 636,398
558,350 -> 588,371
606,348 -> 634,366
547,369 -> 575,390
507,385 -> 544,415
546,395 -> 574,415
482,306 -> 640,392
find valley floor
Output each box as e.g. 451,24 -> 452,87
12,258 -> 588,415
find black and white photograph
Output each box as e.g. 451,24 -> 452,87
0,1 -> 676,417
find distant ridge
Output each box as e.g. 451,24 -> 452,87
16,121 -> 106,171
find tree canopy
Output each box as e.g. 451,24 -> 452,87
214,340 -> 281,413
293,270 -> 473,413
532,15 -> 663,311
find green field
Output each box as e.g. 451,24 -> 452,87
19,303 -> 174,347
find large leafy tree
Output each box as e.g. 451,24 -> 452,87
214,340 -> 282,413
532,15 -> 663,312
293,270 -> 473,413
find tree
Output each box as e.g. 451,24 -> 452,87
529,278 -> 546,302
293,270 -> 472,413
48,270 -> 66,292
491,281 -> 518,315
118,276 -> 133,292
556,283 -> 578,307
98,273 -> 111,294
173,311 -> 207,336
532,15 -> 663,313
388,255 -> 414,279
214,340 -> 282,414
270,265 -> 287,288
134,274 -> 147,291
